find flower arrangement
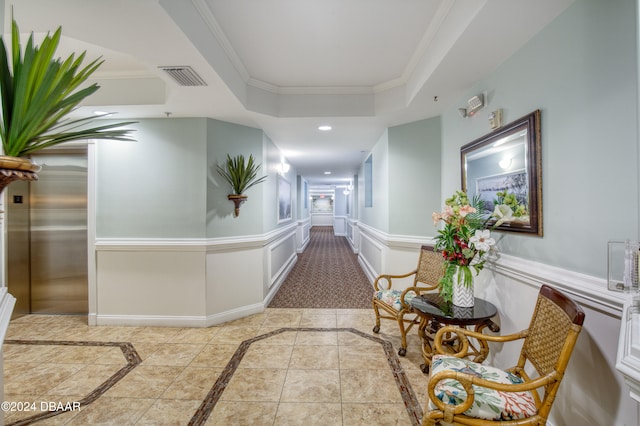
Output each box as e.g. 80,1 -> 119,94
433,190 -> 528,302
432,191 -> 494,302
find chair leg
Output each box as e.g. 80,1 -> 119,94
397,315 -> 408,356
372,302 -> 381,333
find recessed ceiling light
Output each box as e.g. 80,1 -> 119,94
318,125 -> 332,131
324,171 -> 331,175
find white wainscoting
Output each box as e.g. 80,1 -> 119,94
93,224 -> 298,327
0,287 -> 16,345
0,287 -> 15,421
357,222 -> 435,286
617,296 -> 640,403
267,231 -> 297,289
311,212 -> 333,227
333,216 -> 347,236
296,218 -> 311,253
346,219 -> 360,253
358,232 -> 385,283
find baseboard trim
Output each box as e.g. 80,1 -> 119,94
96,314 -> 208,327
205,302 -> 265,326
95,302 -> 268,328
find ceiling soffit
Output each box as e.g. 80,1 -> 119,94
160,0 -> 485,118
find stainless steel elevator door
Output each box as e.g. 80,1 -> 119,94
29,150 -> 88,314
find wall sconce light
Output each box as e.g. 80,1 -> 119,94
279,158 -> 290,175
458,93 -> 485,118
499,157 -> 512,170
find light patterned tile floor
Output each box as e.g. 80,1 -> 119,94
3,309 -> 429,425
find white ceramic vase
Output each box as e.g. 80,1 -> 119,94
452,266 -> 475,307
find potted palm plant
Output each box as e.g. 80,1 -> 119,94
216,153 -> 267,216
0,15 -> 135,193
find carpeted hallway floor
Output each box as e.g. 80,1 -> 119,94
268,227 -> 373,309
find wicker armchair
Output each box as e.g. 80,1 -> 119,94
372,245 -> 444,356
422,284 -> 585,425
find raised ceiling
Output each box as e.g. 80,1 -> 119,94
4,0 -> 574,187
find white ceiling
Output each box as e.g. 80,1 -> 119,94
4,0 -> 574,188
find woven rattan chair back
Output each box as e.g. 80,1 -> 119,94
521,285 -> 585,375
423,285 -> 585,425
414,245 -> 444,290
516,284 -> 585,418
372,244 -> 444,356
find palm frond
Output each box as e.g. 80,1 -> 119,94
0,14 -> 135,157
216,154 -> 267,195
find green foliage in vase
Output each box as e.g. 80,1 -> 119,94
0,15 -> 135,157
216,154 -> 267,195
432,191 -> 496,302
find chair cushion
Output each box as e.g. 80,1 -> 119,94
428,354 -> 537,421
373,289 -> 416,311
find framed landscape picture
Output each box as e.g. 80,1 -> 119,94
278,175 -> 292,223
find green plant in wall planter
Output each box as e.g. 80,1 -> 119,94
216,154 -> 267,217
0,15 -> 135,193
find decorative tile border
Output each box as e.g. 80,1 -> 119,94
4,340 -> 141,426
188,327 -> 422,426
5,330 -> 422,425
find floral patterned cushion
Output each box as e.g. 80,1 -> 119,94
428,354 -> 537,421
373,289 -> 417,311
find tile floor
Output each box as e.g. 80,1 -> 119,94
2,309 -> 429,425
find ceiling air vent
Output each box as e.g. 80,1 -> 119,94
159,66 -> 207,87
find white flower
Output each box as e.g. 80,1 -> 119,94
491,204 -> 514,227
469,229 -> 495,252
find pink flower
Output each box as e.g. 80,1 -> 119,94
432,212 -> 441,226
459,205 -> 476,218
442,205 -> 454,221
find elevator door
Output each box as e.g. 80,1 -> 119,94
7,149 -> 89,315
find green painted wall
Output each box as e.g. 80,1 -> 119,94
440,0 -> 638,278
206,118 -> 265,238
96,118 -> 207,238
96,117 -> 287,239
388,116 -> 441,236
261,132 -> 297,232
359,130 -> 389,232
358,117 -> 441,237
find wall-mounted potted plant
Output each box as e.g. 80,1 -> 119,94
0,15 -> 135,193
216,154 -> 267,217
